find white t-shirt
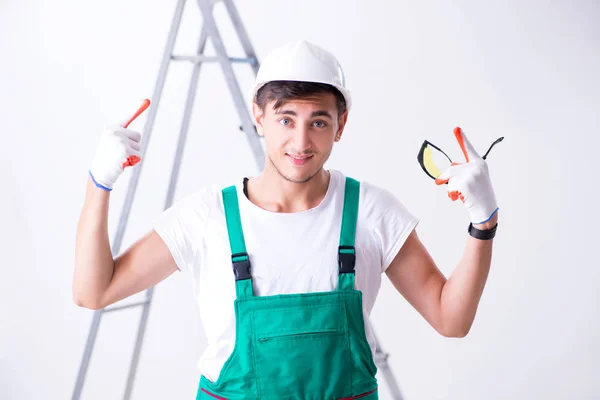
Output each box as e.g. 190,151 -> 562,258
153,169 -> 419,382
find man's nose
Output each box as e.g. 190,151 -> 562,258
291,125 -> 311,151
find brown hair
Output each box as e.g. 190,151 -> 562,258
254,81 -> 347,117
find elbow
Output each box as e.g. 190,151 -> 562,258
444,328 -> 470,338
73,296 -> 103,310
72,288 -> 104,310
438,320 -> 472,338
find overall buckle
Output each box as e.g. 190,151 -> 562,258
231,252 -> 252,280
338,245 -> 356,274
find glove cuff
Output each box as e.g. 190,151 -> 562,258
89,170 -> 113,191
470,206 -> 499,225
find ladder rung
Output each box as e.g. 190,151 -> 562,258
103,300 -> 150,313
171,54 -> 257,65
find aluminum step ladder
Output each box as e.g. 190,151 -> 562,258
72,0 -> 405,398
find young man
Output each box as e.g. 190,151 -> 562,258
73,40 -> 499,399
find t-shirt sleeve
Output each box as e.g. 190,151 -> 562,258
361,182 -> 420,273
152,187 -> 214,274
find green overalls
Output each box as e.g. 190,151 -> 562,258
197,177 -> 379,399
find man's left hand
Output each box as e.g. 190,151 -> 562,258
434,127 -> 499,225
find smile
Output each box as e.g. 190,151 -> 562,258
286,154 -> 314,166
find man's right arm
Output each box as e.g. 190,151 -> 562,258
73,177 -> 178,310
73,102 -> 178,310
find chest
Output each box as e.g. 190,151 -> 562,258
196,208 -> 381,298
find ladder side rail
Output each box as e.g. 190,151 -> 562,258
221,0 -> 260,75
196,0 -> 265,171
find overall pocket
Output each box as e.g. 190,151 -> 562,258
252,302 -> 351,399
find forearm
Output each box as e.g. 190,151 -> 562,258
72,176 -> 115,308
439,214 -> 498,337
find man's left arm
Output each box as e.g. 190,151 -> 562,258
385,127 -> 500,338
385,213 -> 497,338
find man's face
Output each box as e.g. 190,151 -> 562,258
253,92 -> 348,184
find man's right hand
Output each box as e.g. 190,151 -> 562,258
88,99 -> 150,191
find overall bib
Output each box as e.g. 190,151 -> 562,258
197,177 -> 379,400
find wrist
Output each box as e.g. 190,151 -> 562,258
84,176 -> 111,214
472,209 -> 498,230
468,210 -> 498,240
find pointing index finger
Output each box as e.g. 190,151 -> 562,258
454,127 -> 482,162
121,98 -> 151,128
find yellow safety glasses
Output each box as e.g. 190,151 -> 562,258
417,136 -> 504,181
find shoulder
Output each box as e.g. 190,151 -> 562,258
172,184 -> 222,212
152,180 -> 242,241
360,180 -> 401,209
333,170 -> 419,240
362,180 -> 417,226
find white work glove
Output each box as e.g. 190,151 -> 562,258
89,100 -> 149,191
434,127 -> 499,224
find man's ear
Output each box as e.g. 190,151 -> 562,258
334,110 -> 349,142
252,102 -> 265,136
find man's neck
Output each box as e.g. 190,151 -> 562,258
248,167 -> 330,213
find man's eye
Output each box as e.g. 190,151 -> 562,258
279,118 -> 291,126
313,120 -> 327,128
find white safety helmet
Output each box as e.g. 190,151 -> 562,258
251,40 -> 352,112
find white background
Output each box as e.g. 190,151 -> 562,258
1,1 -> 599,399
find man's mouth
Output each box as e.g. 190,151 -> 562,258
286,154 -> 314,166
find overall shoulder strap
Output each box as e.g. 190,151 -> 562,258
222,185 -> 253,299
338,177 -> 360,291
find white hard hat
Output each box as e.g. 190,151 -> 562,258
251,40 -> 352,111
